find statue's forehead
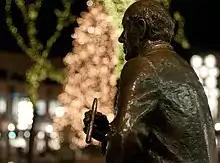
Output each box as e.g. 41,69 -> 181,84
123,16 -> 129,22
122,14 -> 130,26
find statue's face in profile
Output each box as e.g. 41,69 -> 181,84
118,1 -> 175,61
118,17 -> 140,61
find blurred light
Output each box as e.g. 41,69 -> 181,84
17,124 -> 28,131
55,106 -> 65,117
50,131 -> 58,139
208,67 -> 219,77
37,131 -> 45,139
208,88 -> 220,98
49,100 -> 60,116
208,98 -> 218,108
36,100 -> 46,116
208,95 -> 218,119
107,113 -> 115,122
190,54 -> 219,120
10,137 -> 26,148
87,0 -> 93,7
0,97 -> 7,113
199,66 -> 208,78
48,139 -> 60,150
205,77 -> 217,89
16,137 -> 26,148
88,27 -> 95,34
8,131 -> 16,139
17,99 -> 34,130
36,140 -> 46,151
190,55 -> 203,68
45,124 -> 53,133
204,54 -> 216,68
8,123 -> 15,131
24,131 -> 30,138
215,123 -> 220,131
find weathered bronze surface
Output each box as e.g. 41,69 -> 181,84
84,0 -> 218,162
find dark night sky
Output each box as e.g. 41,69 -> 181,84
0,0 -> 220,61
0,0 -> 88,58
171,0 -> 220,51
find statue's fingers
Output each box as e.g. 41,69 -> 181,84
92,129 -> 105,142
95,115 -> 108,124
83,117 -> 91,125
83,126 -> 98,135
95,113 -> 107,122
96,112 -> 103,116
84,110 -> 92,117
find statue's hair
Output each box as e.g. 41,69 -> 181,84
124,0 -> 175,42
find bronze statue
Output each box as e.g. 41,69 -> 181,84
84,0 -> 219,162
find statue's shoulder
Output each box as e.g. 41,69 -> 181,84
123,57 -> 154,72
121,57 -> 155,82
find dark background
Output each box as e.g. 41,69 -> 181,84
0,0 -> 220,61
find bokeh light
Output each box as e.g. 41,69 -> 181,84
190,54 -> 219,120
7,123 -> 15,132
54,3 -> 118,148
215,123 -> 220,131
17,98 -> 34,130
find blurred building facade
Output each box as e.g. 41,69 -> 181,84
1,50 -> 220,163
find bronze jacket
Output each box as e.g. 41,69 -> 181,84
106,45 -> 218,163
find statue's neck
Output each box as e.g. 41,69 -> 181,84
140,40 -> 173,55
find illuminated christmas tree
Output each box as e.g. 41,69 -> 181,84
55,2 -> 117,148
99,0 -> 134,75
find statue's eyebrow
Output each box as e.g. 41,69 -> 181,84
122,18 -> 126,26
122,17 -> 129,27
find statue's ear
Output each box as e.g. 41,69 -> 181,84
137,19 -> 147,39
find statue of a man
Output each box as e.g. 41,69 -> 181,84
84,0 -> 218,162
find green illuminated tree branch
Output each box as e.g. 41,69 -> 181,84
99,0 -> 134,77
5,0 -> 76,103
162,0 -> 189,49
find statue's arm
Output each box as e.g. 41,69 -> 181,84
115,57 -> 159,126
106,58 -> 159,162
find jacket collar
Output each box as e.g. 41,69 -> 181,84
139,41 -> 173,56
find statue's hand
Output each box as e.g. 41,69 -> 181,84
83,110 -> 110,142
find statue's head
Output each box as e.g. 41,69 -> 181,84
119,0 -> 175,61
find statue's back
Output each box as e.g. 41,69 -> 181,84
142,48 -> 219,163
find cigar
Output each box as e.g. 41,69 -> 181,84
86,98 -> 98,144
